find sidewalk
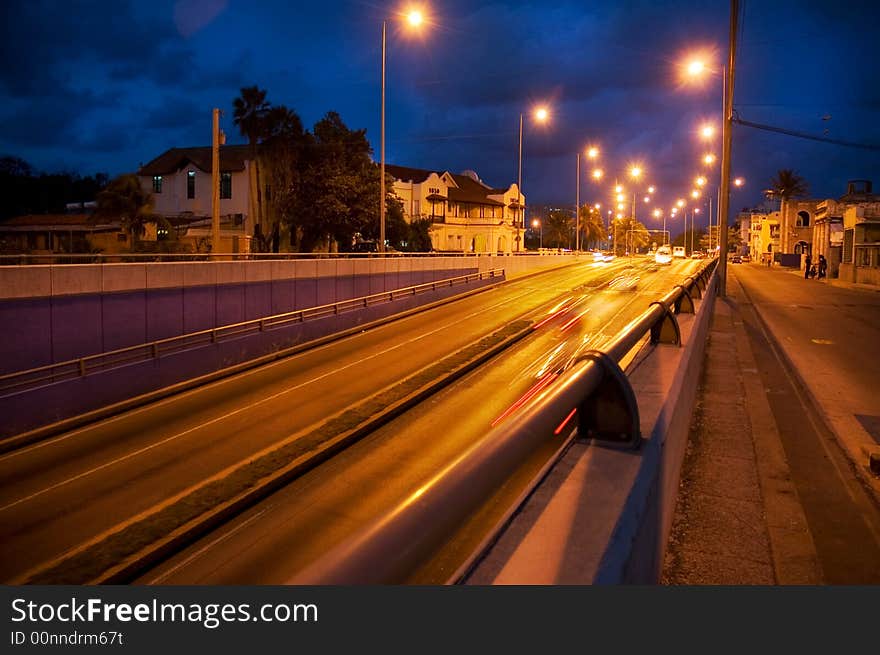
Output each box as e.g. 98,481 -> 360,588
662,263 -> 880,584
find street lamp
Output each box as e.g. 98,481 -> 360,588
517,105 -> 550,252
532,218 -> 542,249
682,13 -> 739,294
380,9 -> 426,253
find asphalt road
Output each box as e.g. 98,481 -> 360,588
137,258 -> 705,584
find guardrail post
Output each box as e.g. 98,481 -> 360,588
673,285 -> 695,314
78,359 -> 86,377
687,276 -> 703,299
575,351 -> 641,449
648,301 -> 681,345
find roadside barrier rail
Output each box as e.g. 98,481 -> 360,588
289,259 -> 717,584
0,268 -> 505,396
0,251 -> 580,265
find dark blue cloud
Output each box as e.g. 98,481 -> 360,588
0,0 -> 878,232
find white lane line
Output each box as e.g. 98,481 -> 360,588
0,289 -> 540,512
144,507 -> 270,584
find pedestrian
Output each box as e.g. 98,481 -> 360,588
804,253 -> 812,279
818,254 -> 827,279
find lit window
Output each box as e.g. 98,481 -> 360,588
187,171 -> 196,199
152,175 -> 162,193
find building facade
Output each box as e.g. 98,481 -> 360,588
137,145 -> 253,250
385,165 -> 524,253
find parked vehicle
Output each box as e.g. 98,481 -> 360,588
672,246 -> 686,259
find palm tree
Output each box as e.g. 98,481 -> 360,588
544,209 -> 573,248
767,169 -> 809,252
577,205 -> 607,250
233,86 -> 270,248
94,174 -> 155,244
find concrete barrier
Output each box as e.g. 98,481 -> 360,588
0,274 -> 502,439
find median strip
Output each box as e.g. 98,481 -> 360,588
19,319 -> 534,585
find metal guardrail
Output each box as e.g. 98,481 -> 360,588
0,268 -> 505,396
289,259 -> 717,584
0,251 -> 579,265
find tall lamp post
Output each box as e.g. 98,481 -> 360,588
517,106 -> 549,251
380,10 -> 425,253
683,2 -> 739,293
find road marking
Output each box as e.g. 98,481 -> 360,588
144,507 -> 270,584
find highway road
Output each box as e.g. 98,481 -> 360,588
137,257 -> 706,584
0,255 -> 703,583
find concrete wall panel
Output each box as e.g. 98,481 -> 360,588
146,288 -> 184,341
183,286 -> 216,334
102,264 -> 146,293
52,265 -> 102,296
294,277 -> 318,310
51,295 -> 103,361
244,282 -> 272,321
0,266 -> 51,299
0,299 -> 51,374
216,284 -> 246,326
102,292 -> 147,352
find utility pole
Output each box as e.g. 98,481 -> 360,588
718,0 -> 739,296
575,153 -> 580,252
212,108 -> 221,256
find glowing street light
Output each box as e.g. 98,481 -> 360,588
516,104 -> 551,251
700,124 -> 716,140
703,153 -> 716,166
380,8 -> 427,252
587,146 -> 600,159
532,218 -> 542,249
695,175 -> 707,187
615,184 -> 623,194
691,189 -> 701,199
734,177 -> 745,187
648,186 -> 655,194
592,168 -> 604,180
630,166 -> 643,179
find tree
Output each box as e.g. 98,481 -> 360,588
295,112 -> 380,252
767,169 -> 809,252
544,209 -> 573,248
260,105 -> 307,251
94,174 -> 155,242
612,215 -> 650,255
577,204 -> 607,250
233,86 -> 270,247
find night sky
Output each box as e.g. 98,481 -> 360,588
2,0 -> 879,234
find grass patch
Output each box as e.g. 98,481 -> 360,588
28,319 -> 532,584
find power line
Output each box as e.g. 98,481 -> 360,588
732,115 -> 880,151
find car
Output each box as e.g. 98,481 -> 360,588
691,251 -> 706,259
730,255 -> 742,264
654,245 -> 672,265
672,246 -> 686,258
741,254 -> 751,262
350,241 -> 402,255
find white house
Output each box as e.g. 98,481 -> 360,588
385,165 -> 524,253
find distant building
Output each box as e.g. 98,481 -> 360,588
833,180 -> 880,284
385,165 -> 524,252
0,213 -> 127,255
137,145 -> 253,252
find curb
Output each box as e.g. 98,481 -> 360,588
17,321 -> 536,585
